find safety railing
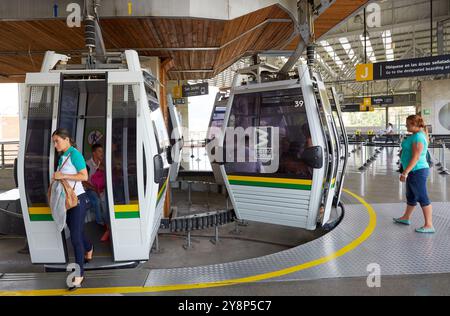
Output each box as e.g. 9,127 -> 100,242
181,136 -> 212,172
0,140 -> 19,169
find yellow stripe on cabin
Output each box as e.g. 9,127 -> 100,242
227,175 -> 313,186
114,204 -> 139,213
28,207 -> 52,215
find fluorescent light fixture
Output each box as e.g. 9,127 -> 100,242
316,53 -> 337,78
382,30 -> 395,61
339,37 -> 359,66
360,34 -> 377,63
320,40 -> 345,70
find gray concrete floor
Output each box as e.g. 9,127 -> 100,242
138,273 -> 450,296
0,169 -> 15,191
0,191 -> 325,273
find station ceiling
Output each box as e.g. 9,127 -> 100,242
0,0 -> 368,83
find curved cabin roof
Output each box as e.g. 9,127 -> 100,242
0,0 -> 368,83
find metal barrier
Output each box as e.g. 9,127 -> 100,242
181,137 -> 211,172
358,143 -> 384,171
431,141 -> 450,175
353,139 -> 450,176
0,140 -> 19,169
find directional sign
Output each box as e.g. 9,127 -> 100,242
356,54 -> 450,81
341,104 -> 361,112
172,85 -> 183,99
182,83 -> 209,97
371,96 -> 394,105
173,98 -> 186,105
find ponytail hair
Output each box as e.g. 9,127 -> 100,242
52,128 -> 77,149
406,114 -> 429,143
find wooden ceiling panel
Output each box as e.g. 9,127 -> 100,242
0,20 -> 84,52
284,0 -> 369,50
314,0 -> 368,38
0,2 -> 369,81
252,22 -> 295,51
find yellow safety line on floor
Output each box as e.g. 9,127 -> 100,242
0,189 -> 377,296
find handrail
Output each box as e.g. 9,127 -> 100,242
0,140 -> 19,169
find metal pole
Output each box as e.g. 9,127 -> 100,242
206,182 -> 210,210
1,144 -> 4,169
153,233 -> 160,253
183,231 -> 192,250
364,8 -> 367,64
210,225 -> 220,245
430,0 -> 433,56
188,181 -> 192,206
440,143 -> 449,175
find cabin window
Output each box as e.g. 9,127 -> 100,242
224,88 -> 313,180
111,85 -> 139,210
24,86 -> 54,213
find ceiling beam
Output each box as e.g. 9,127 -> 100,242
322,15 -> 450,40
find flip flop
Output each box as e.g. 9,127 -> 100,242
415,227 -> 436,234
393,218 -> 411,225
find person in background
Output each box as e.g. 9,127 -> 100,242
84,144 -> 110,242
84,144 -> 104,227
394,115 -> 434,233
52,128 -> 92,290
385,123 -> 395,144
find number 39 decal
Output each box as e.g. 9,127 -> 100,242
294,100 -> 304,108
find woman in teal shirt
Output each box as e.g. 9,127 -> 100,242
394,115 -> 434,233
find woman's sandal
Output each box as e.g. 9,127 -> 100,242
393,218 -> 411,225
415,227 -> 436,234
68,276 -> 84,291
84,246 -> 94,264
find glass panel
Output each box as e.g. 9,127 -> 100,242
224,88 -> 313,179
145,83 -> 159,111
143,145 -> 147,194
81,82 -> 107,155
207,105 -> 226,140
388,106 -> 416,133
58,82 -> 79,135
342,108 -> 387,132
111,85 -> 139,209
318,88 -> 339,181
24,86 -> 54,214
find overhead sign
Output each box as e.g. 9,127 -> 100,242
363,97 -> 372,106
371,96 -> 394,105
172,85 -> 183,99
356,54 -> 450,81
359,104 -> 374,112
182,83 -> 209,97
341,104 -> 361,112
173,98 -> 186,105
341,104 -> 373,112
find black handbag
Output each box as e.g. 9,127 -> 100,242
426,150 -> 434,168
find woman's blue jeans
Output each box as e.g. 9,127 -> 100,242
66,193 -> 92,276
86,189 -> 104,226
406,168 -> 431,207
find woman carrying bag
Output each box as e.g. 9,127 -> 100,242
51,128 -> 93,290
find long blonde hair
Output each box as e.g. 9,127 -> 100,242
406,115 -> 429,143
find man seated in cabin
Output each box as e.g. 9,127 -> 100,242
83,144 -> 104,226
83,144 -> 110,241
278,124 -> 313,179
